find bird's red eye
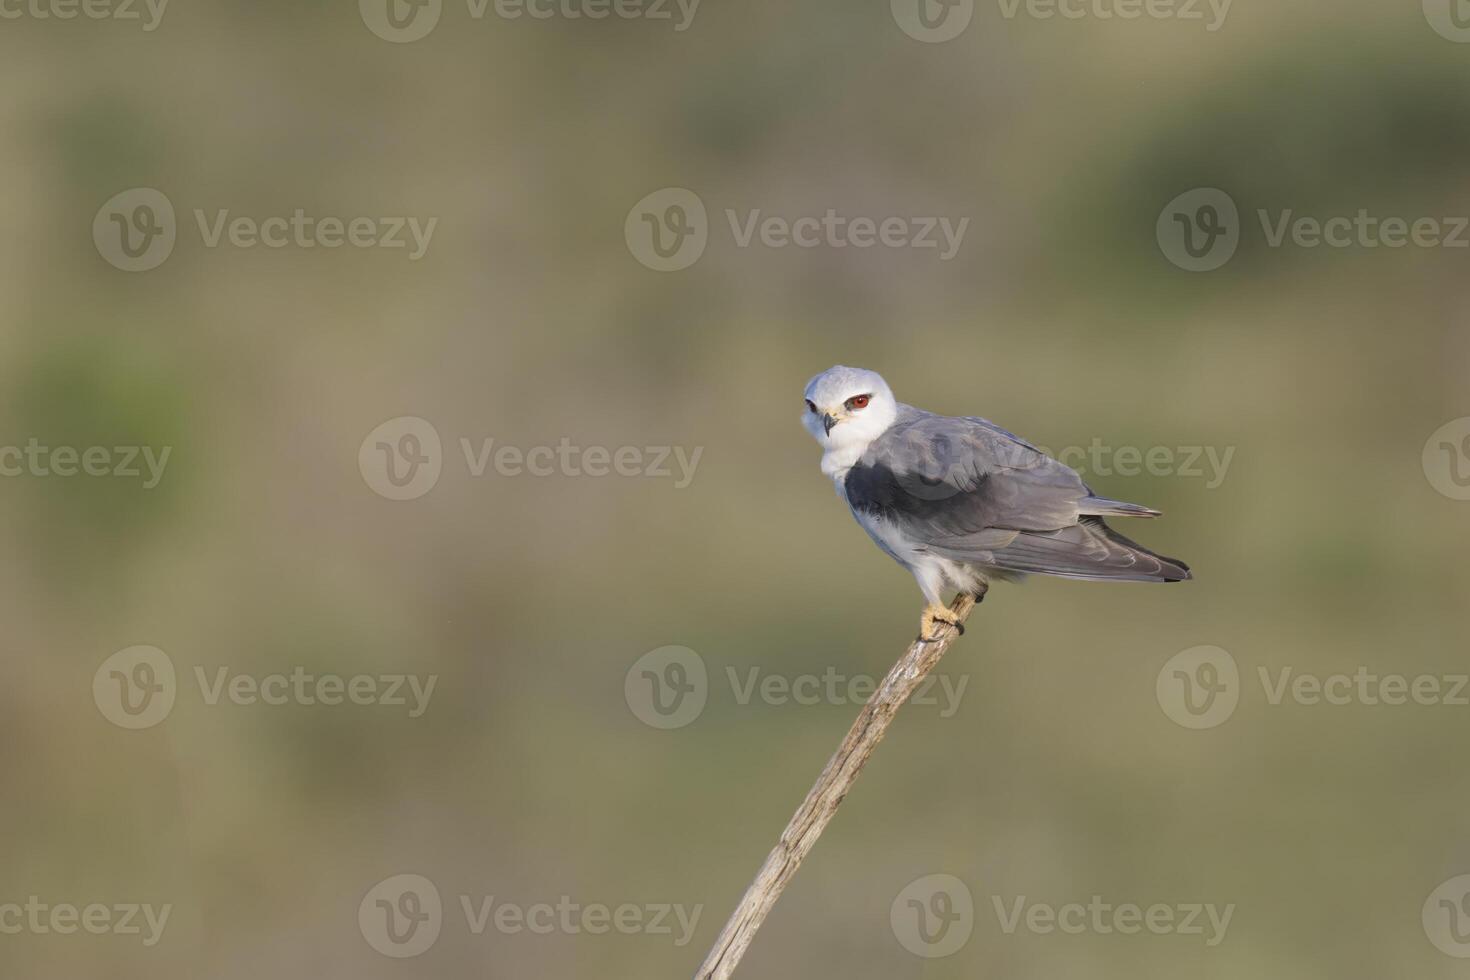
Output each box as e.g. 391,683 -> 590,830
805,400 -> 817,413
847,394 -> 871,410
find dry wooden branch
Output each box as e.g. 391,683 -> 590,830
692,590 -> 980,980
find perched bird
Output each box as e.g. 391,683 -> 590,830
801,365 -> 1191,640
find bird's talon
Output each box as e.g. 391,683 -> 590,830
918,604 -> 965,642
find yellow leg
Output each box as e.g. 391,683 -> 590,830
919,603 -> 964,641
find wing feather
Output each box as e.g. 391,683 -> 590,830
844,407 -> 1190,582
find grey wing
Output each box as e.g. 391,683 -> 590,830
844,410 -> 1190,582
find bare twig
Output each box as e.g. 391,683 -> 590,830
692,590 -> 980,980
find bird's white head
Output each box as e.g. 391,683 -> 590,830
801,366 -> 899,456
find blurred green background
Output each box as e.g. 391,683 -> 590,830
3,0 -> 1470,977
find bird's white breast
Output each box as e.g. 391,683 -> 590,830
819,439 -> 871,502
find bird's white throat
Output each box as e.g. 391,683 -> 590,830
820,439 -> 868,485
819,411 -> 895,491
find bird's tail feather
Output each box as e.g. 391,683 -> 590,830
1079,495 -> 1162,519
987,517 -> 1191,582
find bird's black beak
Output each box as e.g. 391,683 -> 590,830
822,413 -> 838,435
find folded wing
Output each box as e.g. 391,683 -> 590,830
844,409 -> 1190,582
